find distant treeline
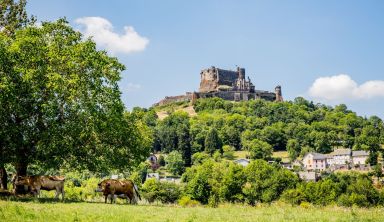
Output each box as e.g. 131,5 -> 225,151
133,97 -> 384,166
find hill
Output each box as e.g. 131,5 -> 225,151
147,97 -> 384,165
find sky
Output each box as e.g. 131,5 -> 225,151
27,0 -> 384,118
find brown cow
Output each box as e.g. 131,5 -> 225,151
14,175 -> 65,200
96,179 -> 141,204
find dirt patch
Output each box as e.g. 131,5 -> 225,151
156,106 -> 196,120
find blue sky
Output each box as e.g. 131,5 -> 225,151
27,0 -> 384,118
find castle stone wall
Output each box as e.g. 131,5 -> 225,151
153,66 -> 281,107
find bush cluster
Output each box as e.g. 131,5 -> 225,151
141,178 -> 182,204
181,158 -> 298,206
282,173 -> 381,207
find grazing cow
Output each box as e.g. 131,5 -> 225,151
107,194 -> 131,204
14,175 -> 65,200
96,179 -> 141,204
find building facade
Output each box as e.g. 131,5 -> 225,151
303,152 -> 327,171
330,148 -> 351,165
352,150 -> 369,165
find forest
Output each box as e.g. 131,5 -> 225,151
127,97 -> 384,207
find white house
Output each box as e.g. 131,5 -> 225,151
298,171 -> 317,182
325,154 -> 334,166
146,173 -> 160,180
303,152 -> 327,171
234,158 -> 250,167
330,148 -> 351,165
352,151 -> 369,165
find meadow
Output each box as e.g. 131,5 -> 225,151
1,200 -> 383,222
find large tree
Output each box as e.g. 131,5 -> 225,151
205,128 -> 222,155
0,0 -> 34,36
177,123 -> 191,167
155,111 -> 189,153
243,139 -> 272,160
0,19 -> 149,188
0,0 -> 35,190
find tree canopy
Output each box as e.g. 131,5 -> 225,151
0,19 -> 150,178
0,0 -> 34,36
149,97 -> 383,165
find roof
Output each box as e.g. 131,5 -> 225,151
331,148 -> 351,156
352,150 -> 369,157
234,158 -> 250,167
305,152 -> 327,160
235,159 -> 250,163
325,154 -> 333,159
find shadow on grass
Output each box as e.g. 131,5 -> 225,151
0,195 -> 85,203
0,196 -> 146,206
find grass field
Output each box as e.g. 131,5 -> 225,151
1,200 -> 384,222
234,150 -> 248,159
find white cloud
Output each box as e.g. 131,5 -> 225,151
75,17 -> 149,54
309,74 -> 384,101
126,83 -> 142,92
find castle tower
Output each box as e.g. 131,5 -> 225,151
190,91 -> 199,105
237,67 -> 245,79
275,85 -> 283,102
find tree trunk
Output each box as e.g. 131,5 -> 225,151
16,162 -> 27,176
0,165 -> 7,190
14,161 -> 28,194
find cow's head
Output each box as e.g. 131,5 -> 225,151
14,176 -> 29,185
95,180 -> 107,192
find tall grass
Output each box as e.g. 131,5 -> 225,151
1,200 -> 383,222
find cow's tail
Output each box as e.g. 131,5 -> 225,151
133,183 -> 141,201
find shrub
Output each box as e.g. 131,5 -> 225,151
242,160 -> 299,205
141,178 -> 182,204
281,189 -> 304,205
178,196 -> 200,207
62,177 -> 100,201
185,168 -> 211,204
219,163 -> 246,203
129,171 -> 143,189
208,194 -> 219,208
222,145 -> 235,160
191,152 -> 210,165
158,155 -> 166,166
300,201 -> 312,208
379,189 -> 384,206
213,150 -> 222,162
338,193 -> 369,207
184,160 -> 247,205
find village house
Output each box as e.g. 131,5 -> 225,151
325,154 -> 334,166
303,152 -> 327,171
302,149 -> 370,172
280,162 -> 292,170
330,148 -> 351,165
352,150 -> 369,165
147,153 -> 159,171
298,171 -> 317,182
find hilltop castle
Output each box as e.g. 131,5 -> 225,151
154,66 -> 283,106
